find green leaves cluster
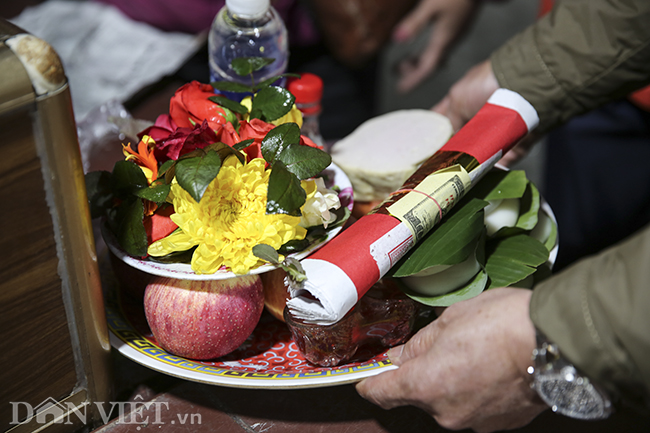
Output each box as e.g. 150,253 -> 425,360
391,170 -> 557,307
210,57 -> 300,125
86,57 -> 332,259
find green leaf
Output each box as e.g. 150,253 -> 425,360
234,139 -> 255,151
158,160 -> 175,179
209,95 -> 249,115
401,269 -> 488,307
515,182 -> 540,230
252,244 -> 280,263
261,123 -> 301,164
391,198 -> 488,277
278,238 -> 311,255
175,150 -> 222,202
254,73 -> 301,90
115,197 -> 148,257
112,160 -> 149,196
135,182 -> 171,203
205,142 -> 245,165
545,220 -> 558,252
251,86 -> 295,121
266,161 -> 306,216
485,234 -> 549,289
232,57 -> 275,76
278,144 -> 332,180
210,80 -> 252,94
85,170 -> 113,219
469,170 -> 528,201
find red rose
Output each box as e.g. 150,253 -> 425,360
169,81 -> 226,131
138,114 -> 177,142
218,122 -> 241,148
155,120 -> 219,161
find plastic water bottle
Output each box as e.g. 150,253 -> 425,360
208,0 -> 289,93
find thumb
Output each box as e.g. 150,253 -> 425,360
389,320 -> 441,366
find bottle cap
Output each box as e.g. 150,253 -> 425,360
226,0 -> 270,18
288,73 -> 323,104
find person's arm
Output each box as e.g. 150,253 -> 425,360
531,223 -> 650,409
492,0 -> 650,136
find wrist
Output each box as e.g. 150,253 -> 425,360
527,329 -> 613,420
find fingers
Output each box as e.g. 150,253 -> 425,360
392,0 -> 441,43
396,34 -> 445,93
356,368 -> 411,410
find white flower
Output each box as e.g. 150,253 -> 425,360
300,178 -> 341,229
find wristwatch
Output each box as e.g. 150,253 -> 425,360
527,329 -> 613,420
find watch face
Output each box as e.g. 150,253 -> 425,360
534,372 -> 612,420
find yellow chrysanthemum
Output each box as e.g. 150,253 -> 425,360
240,96 -> 303,128
148,156 -> 307,274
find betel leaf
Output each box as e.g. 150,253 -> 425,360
134,182 -> 171,203
278,144 -> 332,180
545,220 -> 558,252
401,269 -> 489,308
111,160 -> 149,197
391,198 -> 488,277
232,57 -> 275,76
515,181 -> 540,230
261,123 -> 301,163
266,161 -> 306,216
208,95 -> 249,115
484,234 -> 549,289
251,86 -> 295,121
469,169 -> 528,201
174,150 -> 222,203
115,197 -> 148,257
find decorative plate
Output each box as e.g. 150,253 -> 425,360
104,273 -> 396,389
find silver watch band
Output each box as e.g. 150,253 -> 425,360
528,329 -> 613,420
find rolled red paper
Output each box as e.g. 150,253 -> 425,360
288,89 -> 539,324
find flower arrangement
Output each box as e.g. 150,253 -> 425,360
86,58 -> 350,276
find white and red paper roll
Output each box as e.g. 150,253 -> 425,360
288,89 -> 540,325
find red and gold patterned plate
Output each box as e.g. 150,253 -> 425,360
104,277 -> 396,389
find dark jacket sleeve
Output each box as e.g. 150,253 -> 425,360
490,0 -> 650,408
491,0 -> 650,136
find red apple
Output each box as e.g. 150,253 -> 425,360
260,268 -> 290,322
144,275 -> 264,360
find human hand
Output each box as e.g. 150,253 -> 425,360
432,59 -> 499,131
393,0 -> 480,93
356,288 -> 548,432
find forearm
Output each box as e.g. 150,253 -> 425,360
491,0 -> 650,135
530,223 -> 650,409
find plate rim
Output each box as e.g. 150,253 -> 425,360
105,297 -> 397,389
